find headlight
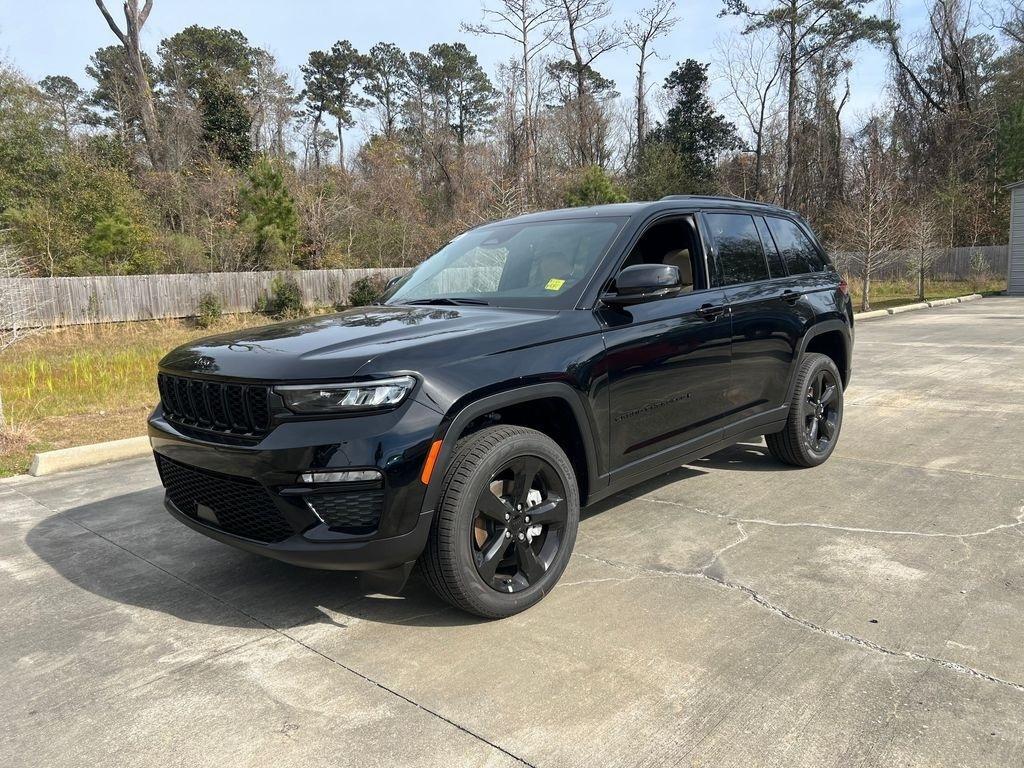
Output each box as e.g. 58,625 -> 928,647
276,376 -> 416,414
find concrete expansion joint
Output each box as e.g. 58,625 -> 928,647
572,551 -> 1024,695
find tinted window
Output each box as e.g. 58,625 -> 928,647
765,217 -> 827,275
755,217 -> 787,277
705,213 -> 769,285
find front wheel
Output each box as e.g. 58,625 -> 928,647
766,352 -> 844,467
419,425 -> 580,619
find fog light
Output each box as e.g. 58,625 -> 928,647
298,470 -> 382,483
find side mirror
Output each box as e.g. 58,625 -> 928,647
601,264 -> 682,306
385,273 -> 406,291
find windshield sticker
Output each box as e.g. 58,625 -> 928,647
545,278 -> 566,291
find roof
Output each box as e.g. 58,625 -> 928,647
488,195 -> 797,226
1006,180 -> 1024,191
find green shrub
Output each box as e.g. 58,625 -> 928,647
256,275 -> 303,318
195,292 -> 223,328
562,165 -> 628,208
83,212 -> 156,274
345,275 -> 386,308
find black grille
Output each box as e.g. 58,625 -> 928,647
307,489 -> 384,534
156,455 -> 293,543
158,373 -> 271,438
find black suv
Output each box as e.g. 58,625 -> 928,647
150,196 -> 853,618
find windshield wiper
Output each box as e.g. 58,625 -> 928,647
400,297 -> 490,306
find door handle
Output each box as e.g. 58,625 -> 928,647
697,303 -> 724,321
782,290 -> 801,304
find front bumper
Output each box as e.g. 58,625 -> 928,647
149,397 -> 443,572
164,494 -> 434,571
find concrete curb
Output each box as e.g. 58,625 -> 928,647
29,436 -> 150,477
856,294 -> 986,321
888,302 -> 929,314
856,309 -> 890,320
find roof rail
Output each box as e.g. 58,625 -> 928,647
658,193 -> 788,210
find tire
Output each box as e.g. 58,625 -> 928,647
765,352 -> 844,468
419,425 -> 580,619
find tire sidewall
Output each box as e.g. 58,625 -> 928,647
444,431 -> 580,616
794,355 -> 844,465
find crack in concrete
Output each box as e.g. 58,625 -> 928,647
573,551 -> 1024,695
829,454 -> 1024,482
644,496 -> 1024,541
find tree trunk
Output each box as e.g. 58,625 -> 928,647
918,250 -> 925,301
127,42 -> 164,169
0,387 -> 6,432
337,117 -> 345,167
94,0 -> 165,169
784,8 -> 798,208
861,261 -> 871,312
635,51 -> 647,159
312,112 -> 322,169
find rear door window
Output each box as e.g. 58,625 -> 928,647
704,212 -> 770,286
755,217 -> 787,277
765,216 -> 827,275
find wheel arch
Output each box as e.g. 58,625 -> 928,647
420,383 -> 601,514
797,320 -> 851,389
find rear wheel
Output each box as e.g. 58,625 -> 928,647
419,425 -> 580,618
766,353 -> 843,467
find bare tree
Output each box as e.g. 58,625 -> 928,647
545,0 -> 622,166
833,118 -> 906,311
989,0 -> 1024,45
722,0 -> 893,208
463,1 -> 558,192
93,0 -> 165,169
623,0 -> 678,160
714,30 -> 784,199
0,244 -> 35,431
905,200 -> 940,301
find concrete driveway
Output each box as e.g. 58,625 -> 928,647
3,297 -> 1024,768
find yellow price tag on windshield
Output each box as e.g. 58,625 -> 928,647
545,278 -> 566,291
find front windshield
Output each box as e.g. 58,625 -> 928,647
384,217 -> 626,309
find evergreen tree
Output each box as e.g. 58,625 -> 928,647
238,158 -> 298,268
642,60 -> 740,194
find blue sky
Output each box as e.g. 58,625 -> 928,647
0,0 -> 921,135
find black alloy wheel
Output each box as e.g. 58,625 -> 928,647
803,368 -> 840,455
471,456 -> 569,593
419,425 -> 580,618
765,352 -> 844,467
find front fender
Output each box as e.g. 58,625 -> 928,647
418,382 -> 603,515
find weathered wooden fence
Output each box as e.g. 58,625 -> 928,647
0,268 -> 406,328
0,244 -> 1010,329
831,244 -> 1008,281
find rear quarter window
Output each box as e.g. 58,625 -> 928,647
765,216 -> 828,275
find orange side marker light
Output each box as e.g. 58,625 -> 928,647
420,439 -> 443,485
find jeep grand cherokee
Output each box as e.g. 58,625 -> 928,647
150,196 -> 853,618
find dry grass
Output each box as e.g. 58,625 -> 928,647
848,276 -> 1006,313
0,315 -> 269,477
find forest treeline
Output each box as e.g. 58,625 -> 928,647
0,0 -> 1022,280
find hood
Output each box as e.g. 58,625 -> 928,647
159,304 -> 556,381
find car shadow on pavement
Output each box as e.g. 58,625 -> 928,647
691,442 -> 801,473
25,488 -> 478,630
25,443 -> 787,630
